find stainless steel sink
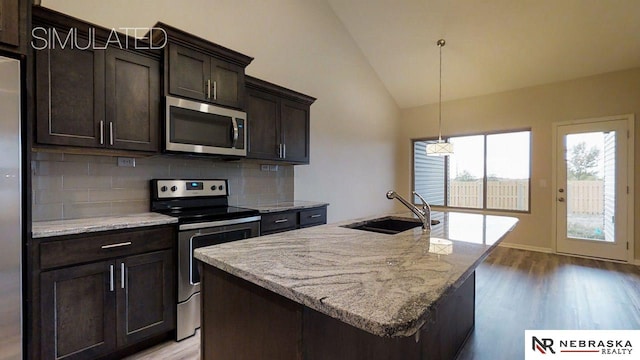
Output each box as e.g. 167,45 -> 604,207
343,216 -> 440,235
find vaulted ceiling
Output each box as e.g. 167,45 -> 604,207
327,0 -> 640,108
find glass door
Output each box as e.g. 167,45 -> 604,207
555,118 -> 630,261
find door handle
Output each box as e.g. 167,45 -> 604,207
109,122 -> 114,146
121,262 -> 125,289
558,197 -> 565,202
109,264 -> 114,292
99,121 -> 104,145
274,219 -> 288,224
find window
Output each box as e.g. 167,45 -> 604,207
413,130 -> 531,212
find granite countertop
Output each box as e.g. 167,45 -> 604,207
194,211 -> 518,338
245,200 -> 329,213
32,212 -> 178,238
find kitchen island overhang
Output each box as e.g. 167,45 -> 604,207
195,211 -> 518,359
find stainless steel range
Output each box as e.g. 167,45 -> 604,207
150,179 -> 261,341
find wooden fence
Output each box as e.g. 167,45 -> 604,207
448,180 -> 603,213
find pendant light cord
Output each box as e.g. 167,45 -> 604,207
437,39 -> 445,142
438,42 -> 442,141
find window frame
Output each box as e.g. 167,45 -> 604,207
411,128 -> 532,214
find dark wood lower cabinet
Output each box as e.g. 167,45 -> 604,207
32,226 -> 176,360
201,264 -> 475,360
40,261 -> 117,360
117,250 -> 174,346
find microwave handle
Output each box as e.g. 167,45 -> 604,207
231,118 -> 239,148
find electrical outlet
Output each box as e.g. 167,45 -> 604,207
269,165 -> 279,172
261,164 -> 270,172
117,157 -> 136,167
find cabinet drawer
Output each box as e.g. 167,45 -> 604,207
299,207 -> 327,227
39,226 -> 174,270
261,212 -> 297,234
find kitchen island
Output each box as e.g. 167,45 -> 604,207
194,211 -> 518,359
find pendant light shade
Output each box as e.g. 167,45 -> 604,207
426,39 -> 454,156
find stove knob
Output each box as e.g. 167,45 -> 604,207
210,186 -> 216,191
171,186 -> 177,192
218,185 -> 224,191
160,186 -> 168,192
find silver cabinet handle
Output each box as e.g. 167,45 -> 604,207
279,144 -> 283,158
274,219 -> 288,224
283,143 -> 286,158
213,80 -> 217,100
121,262 -> 125,289
101,241 -> 132,249
99,121 -> 104,145
109,264 -> 114,292
109,122 -> 114,145
309,214 -> 321,218
206,79 -> 211,99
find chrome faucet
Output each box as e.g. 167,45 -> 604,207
386,190 -> 432,231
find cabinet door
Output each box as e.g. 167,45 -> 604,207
116,250 -> 174,346
168,43 -> 210,101
246,89 -> 281,160
40,261 -> 116,360
0,0 -> 19,47
106,48 -> 160,152
35,31 -> 105,148
211,58 -> 244,109
280,99 -> 310,164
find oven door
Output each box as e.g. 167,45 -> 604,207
177,216 -> 260,303
165,95 -> 247,156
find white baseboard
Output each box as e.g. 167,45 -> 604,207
498,242 -> 554,253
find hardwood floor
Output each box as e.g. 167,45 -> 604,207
457,247 -> 640,360
125,247 -> 640,360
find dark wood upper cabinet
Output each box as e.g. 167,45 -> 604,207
35,34 -> 105,148
33,6 -> 161,153
106,47 -> 160,152
168,43 -> 210,101
0,0 -> 28,54
155,22 -> 252,110
245,89 -> 280,160
246,76 -> 315,164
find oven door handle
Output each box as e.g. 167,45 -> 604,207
179,215 -> 262,231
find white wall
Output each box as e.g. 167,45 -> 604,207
42,0 -> 400,223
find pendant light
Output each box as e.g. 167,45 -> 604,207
426,39 -> 454,156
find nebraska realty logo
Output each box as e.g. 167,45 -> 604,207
525,330 -> 639,359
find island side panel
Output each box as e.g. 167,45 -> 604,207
200,264 -> 303,360
302,308 -> 420,359
421,272 -> 476,360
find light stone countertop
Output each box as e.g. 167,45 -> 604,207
194,211 -> 518,338
32,212 -> 178,238
245,200 -> 329,213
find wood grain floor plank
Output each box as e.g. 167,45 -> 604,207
125,248 -> 640,360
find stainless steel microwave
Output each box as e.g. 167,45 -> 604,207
165,96 -> 247,156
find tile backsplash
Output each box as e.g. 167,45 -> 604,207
32,152 -> 294,221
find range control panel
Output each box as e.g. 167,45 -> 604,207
153,179 -> 228,199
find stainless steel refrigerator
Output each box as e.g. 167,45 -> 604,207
0,55 -> 22,360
